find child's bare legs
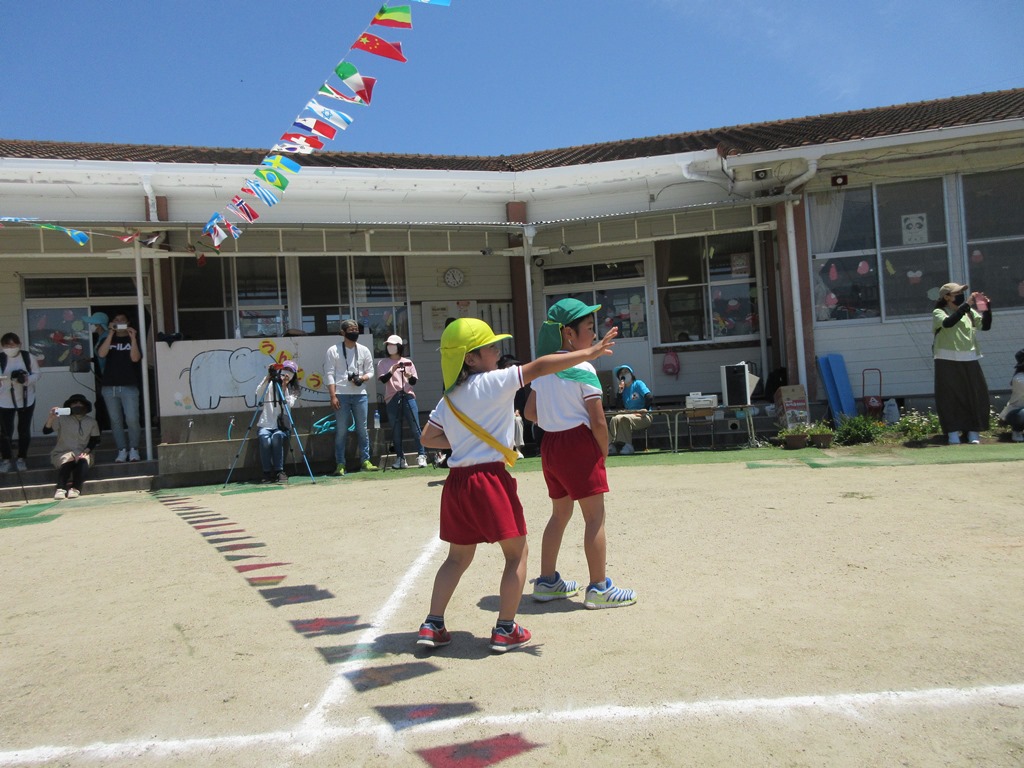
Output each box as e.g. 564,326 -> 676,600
539,495 -> 575,577
577,493 -> 607,586
428,543 -> 476,617
497,535 -> 528,621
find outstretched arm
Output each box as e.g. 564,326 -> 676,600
520,327 -> 617,386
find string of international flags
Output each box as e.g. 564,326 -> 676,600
198,0 -> 451,262
0,1 -> 451,254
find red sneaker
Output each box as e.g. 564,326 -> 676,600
416,623 -> 451,648
489,622 -> 532,653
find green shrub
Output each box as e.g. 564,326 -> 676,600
893,408 -> 941,442
834,415 -> 887,445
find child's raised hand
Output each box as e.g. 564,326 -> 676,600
586,326 -> 618,359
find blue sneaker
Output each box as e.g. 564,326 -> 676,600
584,577 -> 637,609
531,572 -> 579,602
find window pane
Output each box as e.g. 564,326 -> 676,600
239,309 -> 285,338
545,291 -> 595,311
965,240 -> 1024,309
877,179 -> 946,248
299,255 -> 344,305
26,306 -> 90,367
353,256 -> 406,302
178,310 -> 228,341
88,276 -> 140,297
813,256 -> 881,321
236,257 -> 282,306
544,265 -> 593,286
881,246 -> 950,317
963,169 -> 1024,240
176,257 -> 225,308
596,286 -> 647,339
23,277 -> 87,299
707,232 -> 756,283
656,238 -> 703,287
658,286 -> 708,343
808,188 -> 876,253
358,306 -> 409,356
711,283 -> 758,336
594,260 -> 644,281
301,308 -> 342,336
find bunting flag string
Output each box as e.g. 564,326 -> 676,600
193,1 -> 452,260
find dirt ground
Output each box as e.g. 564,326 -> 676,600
1,455 -> 1023,767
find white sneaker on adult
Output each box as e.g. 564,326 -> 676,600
128,448 -> 141,462
607,443 -> 618,455
66,488 -> 81,499
967,431 -> 981,444
392,456 -> 408,469
15,458 -> 27,472
0,459 -> 11,473
54,488 -> 67,500
115,449 -> 128,463
416,454 -> 428,468
619,443 -> 635,455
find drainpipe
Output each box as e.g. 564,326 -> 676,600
138,176 -> 157,461
522,225 -> 537,359
782,159 -> 818,389
678,158 -> 735,193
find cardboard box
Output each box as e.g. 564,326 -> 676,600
685,393 -> 718,409
774,385 -> 809,429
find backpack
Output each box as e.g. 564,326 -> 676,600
662,350 -> 680,379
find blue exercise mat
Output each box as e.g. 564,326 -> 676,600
816,353 -> 858,421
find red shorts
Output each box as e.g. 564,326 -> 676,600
440,462 -> 527,545
540,424 -> 609,501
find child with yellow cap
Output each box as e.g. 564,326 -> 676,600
417,317 -> 617,653
525,298 -> 637,609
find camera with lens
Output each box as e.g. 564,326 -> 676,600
267,363 -> 284,383
10,369 -> 28,384
347,371 -> 362,384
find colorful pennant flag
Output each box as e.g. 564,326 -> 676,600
241,179 -> 280,207
271,142 -> 314,155
261,154 -> 302,174
351,33 -> 407,62
292,118 -> 338,140
372,5 -> 413,28
409,0 -> 450,4
334,63 -> 376,104
254,168 -> 290,191
206,224 -> 227,247
317,83 -> 365,105
280,132 -> 325,150
304,99 -> 353,131
228,196 -> 260,223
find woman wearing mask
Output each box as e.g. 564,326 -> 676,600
0,333 -> 41,474
256,360 -> 300,483
377,335 -> 427,468
932,282 -> 992,444
42,394 -> 100,499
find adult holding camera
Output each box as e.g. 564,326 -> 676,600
42,394 -> 100,499
376,334 -> 427,469
932,282 -> 991,445
96,312 -> 143,462
0,332 -> 40,474
256,360 -> 300,484
608,364 -> 654,455
324,319 -> 377,476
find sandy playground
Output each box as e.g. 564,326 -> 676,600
1,453 -> 1023,767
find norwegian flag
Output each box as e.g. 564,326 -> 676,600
227,196 -> 259,223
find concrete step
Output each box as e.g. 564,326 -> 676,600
0,459 -> 158,504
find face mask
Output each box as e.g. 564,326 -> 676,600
386,344 -> 398,356
70,403 -> 87,415
344,331 -> 360,342
2,346 -> 19,357
952,293 -> 965,305
620,373 -> 633,385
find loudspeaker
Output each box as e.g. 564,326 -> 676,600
721,363 -> 760,407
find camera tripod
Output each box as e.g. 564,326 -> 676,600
223,374 -> 315,487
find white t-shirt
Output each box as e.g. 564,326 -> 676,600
530,358 -> 603,433
324,342 -> 373,393
427,366 -> 523,467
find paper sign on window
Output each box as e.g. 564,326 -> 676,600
901,214 -> 927,245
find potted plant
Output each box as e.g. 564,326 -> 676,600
777,425 -> 809,449
807,420 -> 835,448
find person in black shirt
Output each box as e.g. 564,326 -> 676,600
96,311 -> 142,462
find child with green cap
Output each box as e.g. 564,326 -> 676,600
524,298 -> 637,609
417,316 -> 617,653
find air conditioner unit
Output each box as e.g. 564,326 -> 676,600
721,363 -> 760,407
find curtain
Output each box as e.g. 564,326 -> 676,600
809,191 -> 845,254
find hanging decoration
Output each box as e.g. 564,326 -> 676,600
195,1 -> 452,261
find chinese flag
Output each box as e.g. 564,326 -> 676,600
351,33 -> 407,62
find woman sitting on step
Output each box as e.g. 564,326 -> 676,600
42,394 -> 100,500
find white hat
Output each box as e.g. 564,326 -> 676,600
386,334 -> 403,345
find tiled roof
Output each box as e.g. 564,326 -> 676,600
2,89 -> 1022,172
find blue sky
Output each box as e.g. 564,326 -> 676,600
1,0 -> 1022,157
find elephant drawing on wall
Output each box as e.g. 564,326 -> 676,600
185,347 -> 275,410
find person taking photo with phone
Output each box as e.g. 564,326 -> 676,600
96,311 -> 143,463
376,334 -> 427,469
42,394 -> 100,499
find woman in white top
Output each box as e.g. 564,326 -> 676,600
256,360 -> 299,483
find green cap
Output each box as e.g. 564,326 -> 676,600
537,298 -> 601,356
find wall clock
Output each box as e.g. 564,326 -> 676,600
443,267 -> 465,288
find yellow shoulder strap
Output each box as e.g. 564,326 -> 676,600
443,395 -> 518,467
